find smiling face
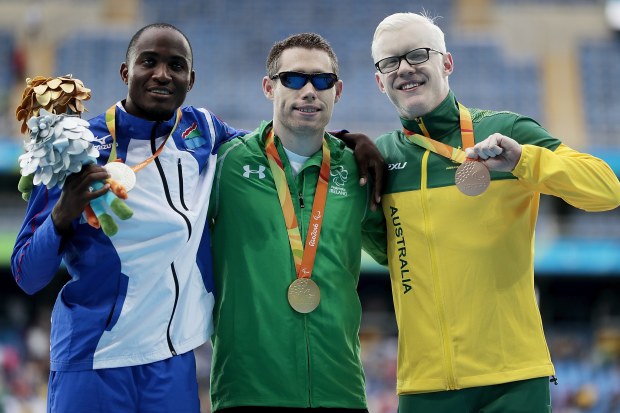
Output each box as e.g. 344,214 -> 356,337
263,47 -> 342,144
373,19 -> 453,119
120,26 -> 195,121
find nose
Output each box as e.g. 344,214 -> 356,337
153,64 -> 172,82
396,57 -> 417,75
300,81 -> 317,100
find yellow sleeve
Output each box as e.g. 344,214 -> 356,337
512,143 -> 620,212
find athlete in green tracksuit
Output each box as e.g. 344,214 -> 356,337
208,33 -> 386,412
371,12 -> 620,413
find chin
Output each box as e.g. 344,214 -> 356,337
148,107 -> 176,121
401,99 -> 430,118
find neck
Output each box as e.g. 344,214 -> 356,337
272,121 -> 323,157
122,99 -> 176,122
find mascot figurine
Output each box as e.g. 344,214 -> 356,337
16,75 -> 133,236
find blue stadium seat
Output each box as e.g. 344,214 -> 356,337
449,39 -> 542,120
580,38 -> 620,148
55,31 -> 133,118
0,30 -> 15,92
136,0 -> 454,134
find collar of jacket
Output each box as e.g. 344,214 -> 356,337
256,119 -> 346,165
399,90 -> 463,142
114,100 -> 182,141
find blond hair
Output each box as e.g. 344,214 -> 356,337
371,12 -> 446,62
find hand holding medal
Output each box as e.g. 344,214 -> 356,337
403,102 -> 501,197
464,133 -> 523,173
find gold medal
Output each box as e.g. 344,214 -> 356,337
104,162 -> 136,192
288,278 -> 320,313
455,161 -> 490,196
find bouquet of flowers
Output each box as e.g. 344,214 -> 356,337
15,75 -> 132,236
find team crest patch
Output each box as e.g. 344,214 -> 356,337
329,166 -> 348,196
182,122 -> 207,149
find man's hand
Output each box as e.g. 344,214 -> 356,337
51,163 -> 110,234
465,133 -> 522,172
339,132 -> 385,210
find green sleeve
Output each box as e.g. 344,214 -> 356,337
361,205 -> 388,266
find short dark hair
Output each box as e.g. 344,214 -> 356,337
125,23 -> 193,68
266,33 -> 339,78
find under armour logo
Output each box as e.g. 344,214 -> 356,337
243,165 -> 266,179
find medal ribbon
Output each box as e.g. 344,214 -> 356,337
403,102 -> 474,163
105,105 -> 182,172
265,128 -> 330,279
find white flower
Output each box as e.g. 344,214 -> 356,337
19,110 -> 100,189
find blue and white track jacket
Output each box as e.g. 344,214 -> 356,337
11,102 -> 243,371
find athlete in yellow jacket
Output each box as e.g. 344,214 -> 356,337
370,12 -> 620,413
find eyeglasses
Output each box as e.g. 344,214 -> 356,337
374,47 -> 444,74
270,71 -> 338,91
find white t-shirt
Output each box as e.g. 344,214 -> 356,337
283,146 -> 310,176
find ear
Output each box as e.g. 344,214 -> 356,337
262,76 -> 275,100
443,52 -> 454,76
375,72 -> 386,94
334,79 -> 343,103
120,62 -> 129,85
188,69 -> 196,91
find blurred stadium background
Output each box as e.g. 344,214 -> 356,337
1,0 -> 620,412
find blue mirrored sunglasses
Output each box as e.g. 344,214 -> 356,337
270,71 -> 338,91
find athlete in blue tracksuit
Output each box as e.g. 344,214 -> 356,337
11,23 -> 244,413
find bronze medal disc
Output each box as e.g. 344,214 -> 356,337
288,278 -> 320,313
455,161 -> 490,196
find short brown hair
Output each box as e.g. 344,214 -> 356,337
266,33 -> 339,78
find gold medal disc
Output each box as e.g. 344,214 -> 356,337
455,161 -> 490,196
104,162 -> 136,192
288,278 -> 320,313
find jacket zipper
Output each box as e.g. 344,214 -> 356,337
166,263 -> 181,356
151,124 -> 192,239
305,316 -> 312,405
420,136 -> 457,390
149,123 -> 185,357
177,159 -> 189,211
296,171 -> 313,405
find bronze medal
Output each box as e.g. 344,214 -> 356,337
288,278 -> 320,313
455,161 -> 490,196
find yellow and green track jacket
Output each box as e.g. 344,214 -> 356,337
374,91 -> 620,394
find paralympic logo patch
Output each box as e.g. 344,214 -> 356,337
329,165 -> 348,196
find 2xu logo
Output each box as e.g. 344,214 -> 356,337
388,162 -> 407,171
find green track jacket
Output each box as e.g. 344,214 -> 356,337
208,120 -> 386,410
375,91 -> 620,394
